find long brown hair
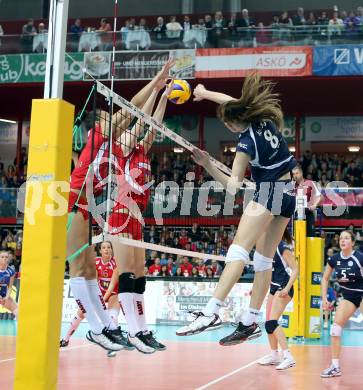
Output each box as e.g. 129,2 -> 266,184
217,73 -> 284,130
282,227 -> 293,245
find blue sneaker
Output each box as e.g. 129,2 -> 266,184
321,365 -> 342,378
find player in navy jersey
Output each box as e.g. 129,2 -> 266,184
258,228 -> 298,370
0,251 -> 18,319
321,230 -> 363,378
176,73 -> 297,346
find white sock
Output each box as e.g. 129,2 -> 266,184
64,314 -> 83,342
70,277 -> 103,334
133,293 -> 148,333
271,349 -> 279,358
108,309 -> 119,327
332,358 -> 340,368
204,297 -> 224,316
85,279 -> 116,330
283,349 -> 293,359
119,292 -> 140,337
242,307 -> 259,326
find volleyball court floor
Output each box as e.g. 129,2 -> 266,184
1,322 -> 363,390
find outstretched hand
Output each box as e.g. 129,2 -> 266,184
163,76 -> 176,98
193,84 -> 207,101
191,147 -> 210,168
158,58 -> 176,81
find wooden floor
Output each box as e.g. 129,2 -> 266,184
1,335 -> 363,389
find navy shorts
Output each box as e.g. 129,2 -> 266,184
270,283 -> 294,299
253,180 -> 296,218
342,290 -> 363,308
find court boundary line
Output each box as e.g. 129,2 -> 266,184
0,343 -> 91,364
195,354 -> 269,390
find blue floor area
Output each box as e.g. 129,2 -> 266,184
1,320 -> 363,347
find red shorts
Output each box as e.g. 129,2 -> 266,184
108,212 -> 142,240
68,191 -> 89,220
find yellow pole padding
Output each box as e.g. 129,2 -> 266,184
14,99 -> 74,390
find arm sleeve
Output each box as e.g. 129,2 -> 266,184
8,267 -> 16,277
327,256 -> 336,269
236,134 -> 255,160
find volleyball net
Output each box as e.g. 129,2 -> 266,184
67,78 -> 255,264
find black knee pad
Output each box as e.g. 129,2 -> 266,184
265,320 -> 279,334
118,273 -> 136,293
134,276 -> 146,294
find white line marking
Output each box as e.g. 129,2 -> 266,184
0,343 -> 90,364
195,354 -> 268,390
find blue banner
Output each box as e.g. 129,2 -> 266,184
313,45 -> 363,76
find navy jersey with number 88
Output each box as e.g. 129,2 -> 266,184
236,121 -> 297,183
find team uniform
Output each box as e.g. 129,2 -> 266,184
95,257 -> 118,297
328,250 -> 363,308
108,144 -> 152,240
236,121 -> 297,218
0,266 -> 15,298
270,242 -> 294,299
69,126 -> 122,219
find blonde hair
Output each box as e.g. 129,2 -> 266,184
217,73 -> 284,131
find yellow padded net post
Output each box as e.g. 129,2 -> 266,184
14,99 -> 74,390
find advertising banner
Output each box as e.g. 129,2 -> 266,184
195,46 -> 313,78
0,53 -> 84,83
313,45 -> 363,76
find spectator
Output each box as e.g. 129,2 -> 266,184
166,16 -> 183,38
213,11 -> 226,28
175,267 -> 183,277
195,258 -> 206,277
160,265 -> 169,277
292,7 -> 306,25
256,22 -> 270,45
205,267 -> 214,278
190,223 -> 202,242
180,257 -> 192,276
228,12 -> 238,31
204,15 -> 213,28
237,8 -> 255,28
153,16 -> 166,39
318,11 -> 329,25
183,15 -> 191,32
357,6 -> 363,23
328,11 -> 344,36
138,18 -> 148,30
195,18 -> 206,29
98,18 -> 112,32
344,11 -> 360,35
38,22 -> 47,34
21,19 -> 37,52
70,18 -> 83,51
279,11 -> 293,26
160,253 -> 168,266
167,257 -> 175,275
6,165 -> 16,187
191,267 -> 200,278
178,229 -> 190,248
306,12 -> 317,26
293,165 -> 323,237
149,258 -> 161,276
120,19 -> 130,42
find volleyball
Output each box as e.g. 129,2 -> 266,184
167,79 -> 191,104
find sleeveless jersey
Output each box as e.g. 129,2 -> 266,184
236,121 -> 297,183
328,251 -> 363,292
271,241 -> 291,287
116,144 -> 152,212
95,257 -> 118,294
0,266 -> 15,297
70,125 -> 124,194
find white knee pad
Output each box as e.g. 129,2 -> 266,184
330,323 -> 342,337
225,244 -> 249,263
253,251 -> 273,272
108,309 -> 120,321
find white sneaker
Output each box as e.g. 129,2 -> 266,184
258,354 -> 282,366
321,364 -> 342,378
128,332 -> 155,354
276,356 -> 296,370
86,330 -> 123,351
176,312 -> 222,336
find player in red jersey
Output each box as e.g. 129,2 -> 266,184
108,79 -> 174,354
67,59 -> 175,352
61,241 -> 123,348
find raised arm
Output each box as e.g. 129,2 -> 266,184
193,84 -> 237,104
141,79 -> 174,153
191,149 -> 249,194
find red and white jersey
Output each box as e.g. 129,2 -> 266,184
115,144 -> 152,212
95,256 -> 117,294
294,179 -> 321,207
70,125 -> 124,195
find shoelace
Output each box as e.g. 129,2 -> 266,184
188,311 -> 205,319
